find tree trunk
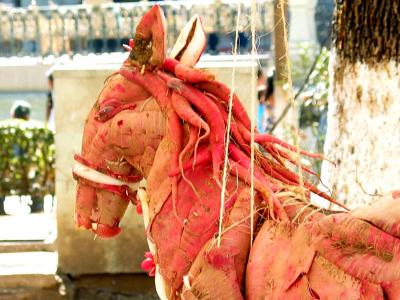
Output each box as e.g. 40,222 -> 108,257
273,0 -> 297,138
320,0 -> 400,208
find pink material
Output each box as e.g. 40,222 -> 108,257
136,201 -> 143,215
73,6 -> 400,299
141,252 -> 156,277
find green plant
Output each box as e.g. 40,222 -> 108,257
0,119 -> 55,198
297,47 -> 330,130
290,45 -> 330,175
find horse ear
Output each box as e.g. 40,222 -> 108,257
169,15 -> 207,67
129,5 -> 167,69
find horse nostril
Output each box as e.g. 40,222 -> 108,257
92,223 -> 122,238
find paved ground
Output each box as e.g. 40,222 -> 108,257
0,199 -> 157,299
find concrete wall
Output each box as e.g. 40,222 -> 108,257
0,63 -> 50,92
53,59 -> 256,275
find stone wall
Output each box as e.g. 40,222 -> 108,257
0,62 -> 50,92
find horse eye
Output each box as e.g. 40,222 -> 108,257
95,106 -> 114,121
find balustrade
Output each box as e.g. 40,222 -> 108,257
0,1 -> 274,57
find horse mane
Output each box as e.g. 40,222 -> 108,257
118,58 -> 347,222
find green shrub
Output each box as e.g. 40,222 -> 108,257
0,119 -> 55,198
291,45 -> 330,176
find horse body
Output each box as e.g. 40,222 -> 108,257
73,5 -> 400,299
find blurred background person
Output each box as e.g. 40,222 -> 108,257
257,68 -> 267,133
257,69 -> 275,133
46,73 -> 55,131
264,70 -> 275,132
10,100 -> 31,121
9,100 -> 31,158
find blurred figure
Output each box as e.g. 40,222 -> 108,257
10,101 -> 31,159
264,70 -> 275,132
46,73 -> 55,131
207,33 -> 219,54
238,32 -> 249,54
10,100 -> 31,121
257,69 -> 275,133
257,68 -> 267,133
0,196 -> 3,215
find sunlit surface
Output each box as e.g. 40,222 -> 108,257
0,252 -> 57,275
0,196 -> 56,241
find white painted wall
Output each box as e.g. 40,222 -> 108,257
0,62 -> 49,92
289,0 -> 318,47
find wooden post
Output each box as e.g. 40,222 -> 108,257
272,0 -> 296,138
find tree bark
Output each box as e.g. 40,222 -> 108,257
320,0 -> 400,208
273,0 -> 297,137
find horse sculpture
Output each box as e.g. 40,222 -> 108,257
73,5 -> 400,299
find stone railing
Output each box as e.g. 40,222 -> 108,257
0,0 -> 274,57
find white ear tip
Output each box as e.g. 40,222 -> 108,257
169,13 -> 206,67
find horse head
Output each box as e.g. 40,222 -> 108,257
73,6 -> 207,239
